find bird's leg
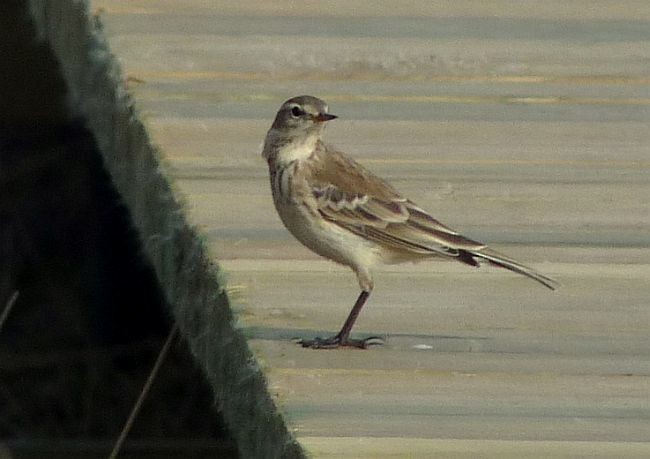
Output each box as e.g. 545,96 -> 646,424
335,290 -> 370,344
299,290 -> 383,349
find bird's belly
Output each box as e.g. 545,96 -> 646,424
274,200 -> 381,270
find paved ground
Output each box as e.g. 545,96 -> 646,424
94,1 -> 650,456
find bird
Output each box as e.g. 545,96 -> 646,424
262,95 -> 558,349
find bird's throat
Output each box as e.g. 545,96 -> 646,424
265,129 -> 319,166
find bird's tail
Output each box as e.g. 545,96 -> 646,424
468,247 -> 559,290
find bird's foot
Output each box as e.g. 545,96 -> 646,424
297,335 -> 384,350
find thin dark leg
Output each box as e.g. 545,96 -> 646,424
334,290 -> 370,343
299,290 -> 383,349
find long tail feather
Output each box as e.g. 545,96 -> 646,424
469,248 -> 559,290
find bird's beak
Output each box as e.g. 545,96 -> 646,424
312,113 -> 338,123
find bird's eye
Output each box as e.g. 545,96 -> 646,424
290,106 -> 304,117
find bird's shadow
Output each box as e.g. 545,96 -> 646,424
240,326 -> 490,346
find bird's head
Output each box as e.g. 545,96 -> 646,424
271,95 -> 337,136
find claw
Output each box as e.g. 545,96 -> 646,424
362,336 -> 385,347
298,335 -> 385,350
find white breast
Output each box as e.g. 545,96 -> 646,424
264,128 -> 318,165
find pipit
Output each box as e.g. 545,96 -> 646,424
262,95 -> 557,349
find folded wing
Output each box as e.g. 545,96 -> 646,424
309,145 -> 558,290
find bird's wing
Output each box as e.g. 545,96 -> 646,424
308,146 -> 486,258
307,145 -> 559,290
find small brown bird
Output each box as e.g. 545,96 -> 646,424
262,95 -> 557,349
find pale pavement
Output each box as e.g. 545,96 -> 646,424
94,1 -> 650,456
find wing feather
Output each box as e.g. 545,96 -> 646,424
301,142 -> 557,289
307,145 -> 482,258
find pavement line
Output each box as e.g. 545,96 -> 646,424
361,158 -> 650,168
131,71 -> 650,86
